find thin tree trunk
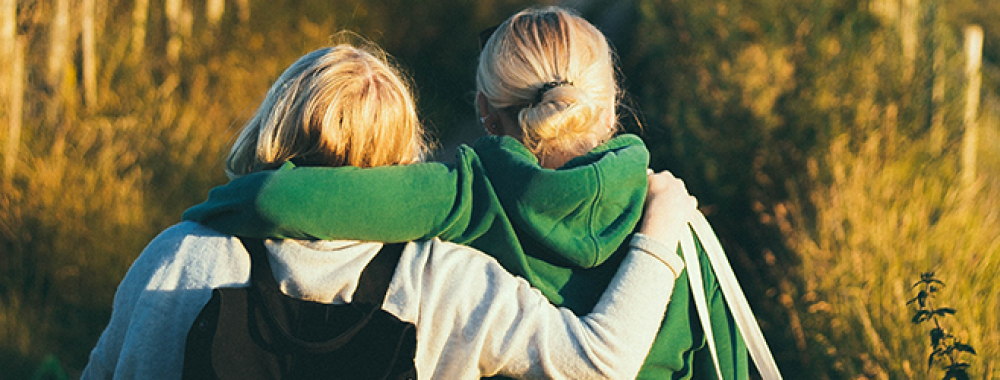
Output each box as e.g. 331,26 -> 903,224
870,0 -> 899,21
236,0 -> 250,23
48,0 -> 70,88
47,0 -> 71,124
131,0 -> 149,62
1,0 -> 14,103
83,0 -> 97,110
5,37 -> 23,181
900,0 -> 918,81
207,0 -> 224,26
962,25 -> 983,190
166,0 -> 182,62
924,1 -> 944,154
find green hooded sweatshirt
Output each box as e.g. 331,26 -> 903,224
183,134 -> 747,379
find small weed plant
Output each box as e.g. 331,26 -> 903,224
908,272 -> 977,380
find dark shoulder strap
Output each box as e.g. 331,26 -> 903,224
240,237 -> 281,296
354,242 -> 406,304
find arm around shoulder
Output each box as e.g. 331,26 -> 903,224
184,155 -> 501,244
406,232 -> 685,379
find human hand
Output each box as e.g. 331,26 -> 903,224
638,169 -> 698,243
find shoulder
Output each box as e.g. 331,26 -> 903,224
384,239 -> 533,320
126,221 -> 250,290
566,133 -> 648,169
135,222 -> 237,265
144,221 -> 234,251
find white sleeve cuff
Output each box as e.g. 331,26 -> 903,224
630,233 -> 685,279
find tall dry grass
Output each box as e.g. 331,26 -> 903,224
766,18 -> 1000,377
769,106 -> 1000,378
630,0 -> 999,377
0,1 -> 294,376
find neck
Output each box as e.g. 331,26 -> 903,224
537,149 -> 579,169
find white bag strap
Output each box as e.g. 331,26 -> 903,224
681,210 -> 783,380
678,224 -> 723,379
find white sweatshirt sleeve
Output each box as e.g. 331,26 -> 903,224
383,233 -> 683,380
81,222 -> 250,380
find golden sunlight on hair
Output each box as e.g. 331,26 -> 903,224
226,44 -> 426,177
476,6 -> 619,165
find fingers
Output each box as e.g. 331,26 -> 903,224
639,169 -> 698,241
645,169 -> 694,207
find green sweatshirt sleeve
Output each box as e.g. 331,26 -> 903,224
182,146 -> 501,244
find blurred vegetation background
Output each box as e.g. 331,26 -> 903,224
1,0 -> 998,378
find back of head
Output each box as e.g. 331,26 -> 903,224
227,44 -> 427,177
477,6 -> 619,163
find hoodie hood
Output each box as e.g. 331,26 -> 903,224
472,134 -> 649,268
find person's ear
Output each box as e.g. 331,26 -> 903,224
478,92 -> 498,135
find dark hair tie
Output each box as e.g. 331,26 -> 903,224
535,80 -> 573,104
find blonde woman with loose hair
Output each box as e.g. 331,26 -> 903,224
84,41 -> 697,379
227,45 -> 426,176
185,7 -> 748,379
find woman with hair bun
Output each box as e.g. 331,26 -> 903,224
475,8 -> 618,169
185,7 -> 748,379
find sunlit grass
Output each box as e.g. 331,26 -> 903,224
775,115 -> 1000,378
0,3 -> 278,376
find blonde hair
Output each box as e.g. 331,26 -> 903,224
477,6 -> 619,161
227,44 -> 427,177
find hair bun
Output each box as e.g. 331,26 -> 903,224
520,83 -> 602,156
474,7 -> 619,166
